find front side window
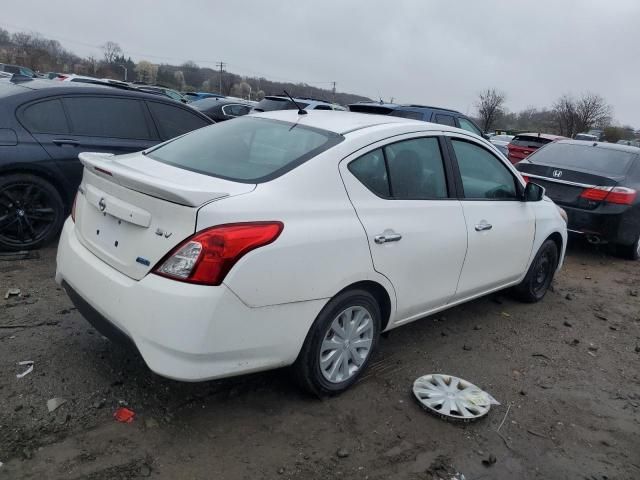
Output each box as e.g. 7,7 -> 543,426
147,101 -> 210,140
457,117 -> 482,136
452,139 -> 518,200
147,117 -> 342,182
348,137 -> 448,200
21,99 -> 69,134
64,97 -> 151,139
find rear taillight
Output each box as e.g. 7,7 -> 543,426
580,186 -> 637,205
521,175 -> 530,183
71,192 -> 78,222
153,222 -> 283,286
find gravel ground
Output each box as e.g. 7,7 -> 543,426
1,240 -> 639,479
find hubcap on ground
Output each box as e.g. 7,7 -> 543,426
319,306 -> 374,383
413,374 -> 492,421
0,183 -> 57,246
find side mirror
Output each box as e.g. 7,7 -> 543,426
524,182 -> 545,202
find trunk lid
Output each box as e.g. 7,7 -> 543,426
74,152 -> 255,280
517,162 -> 621,208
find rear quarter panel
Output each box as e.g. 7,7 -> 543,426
195,141 -> 397,309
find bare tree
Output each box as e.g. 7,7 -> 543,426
575,93 -> 611,134
553,93 -> 611,137
173,70 -> 185,90
476,88 -> 506,132
136,60 -> 158,84
102,41 -> 122,64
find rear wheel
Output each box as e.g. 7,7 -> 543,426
512,239 -> 559,303
0,174 -> 65,251
617,235 -> 640,261
293,289 -> 381,396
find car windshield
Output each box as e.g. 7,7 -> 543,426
253,98 -> 308,112
147,117 -> 343,182
510,135 -> 552,148
528,143 -> 637,176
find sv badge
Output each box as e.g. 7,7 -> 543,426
155,228 -> 173,239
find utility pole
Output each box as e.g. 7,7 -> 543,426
118,64 -> 127,82
216,61 -> 226,94
332,81 -> 336,105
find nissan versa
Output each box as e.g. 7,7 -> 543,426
56,111 -> 567,395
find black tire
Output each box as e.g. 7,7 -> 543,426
0,174 -> 65,251
616,235 -> 640,261
512,239 -> 559,303
293,289 -> 381,397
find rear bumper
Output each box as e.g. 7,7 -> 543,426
564,204 -> 639,245
55,218 -> 325,381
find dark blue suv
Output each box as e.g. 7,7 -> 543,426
348,102 -> 486,138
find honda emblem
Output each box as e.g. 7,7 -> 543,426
552,170 -> 563,178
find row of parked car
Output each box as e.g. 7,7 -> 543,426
1,71 -> 639,262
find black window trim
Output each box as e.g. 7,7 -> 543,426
445,135 -> 525,201
347,134 -> 458,201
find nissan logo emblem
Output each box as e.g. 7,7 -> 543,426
552,170 -> 563,178
98,198 -> 106,212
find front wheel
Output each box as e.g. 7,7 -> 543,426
512,239 -> 559,303
293,289 -> 381,397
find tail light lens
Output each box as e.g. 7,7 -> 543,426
580,186 -> 637,205
71,192 -> 78,222
153,222 -> 283,286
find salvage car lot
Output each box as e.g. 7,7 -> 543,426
1,241 -> 639,479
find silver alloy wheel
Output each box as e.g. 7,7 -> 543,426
319,306 -> 374,383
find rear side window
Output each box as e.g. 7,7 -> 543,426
349,137 -> 448,200
452,139 -> 517,199
434,114 -> 456,127
511,135 -> 552,148
64,97 -> 151,139
147,117 -> 342,182
147,102 -> 210,140
21,99 -> 69,134
528,143 -> 637,176
222,104 -> 251,116
349,149 -> 390,197
389,110 -> 424,121
386,138 -> 448,199
457,117 -> 482,136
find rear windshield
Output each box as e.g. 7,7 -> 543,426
147,117 -> 343,183
511,135 -> 552,148
253,98 -> 308,112
528,143 -> 637,176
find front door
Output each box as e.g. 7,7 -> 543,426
446,135 -> 536,299
340,135 -> 468,323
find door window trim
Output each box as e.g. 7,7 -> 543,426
345,134 -> 459,201
444,134 -> 525,201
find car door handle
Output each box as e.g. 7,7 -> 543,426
374,233 -> 402,244
475,223 -> 493,232
52,139 -> 80,146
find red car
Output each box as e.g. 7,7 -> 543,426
507,133 -> 567,164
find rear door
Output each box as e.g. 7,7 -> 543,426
446,135 -> 535,299
340,134 -> 468,322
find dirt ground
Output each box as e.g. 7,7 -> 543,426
1,239 -> 639,480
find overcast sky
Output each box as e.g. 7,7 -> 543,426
3,0 -> 640,126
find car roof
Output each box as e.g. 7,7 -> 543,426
348,101 -> 462,115
556,139 -> 640,154
249,109 -> 465,135
0,77 -> 182,101
515,132 -> 567,140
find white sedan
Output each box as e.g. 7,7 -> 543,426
56,110 -> 567,395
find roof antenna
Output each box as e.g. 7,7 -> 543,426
283,90 -> 307,115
